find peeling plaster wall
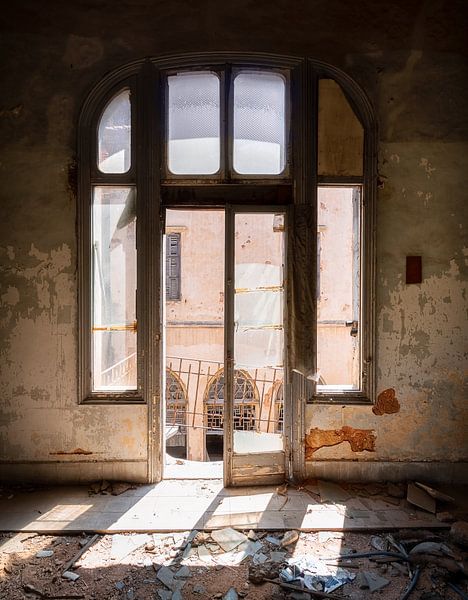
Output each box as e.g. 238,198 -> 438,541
0,0 -> 467,482
306,139 -> 468,473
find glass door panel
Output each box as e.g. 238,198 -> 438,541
227,210 -> 286,485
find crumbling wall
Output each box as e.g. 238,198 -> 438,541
0,0 -> 466,483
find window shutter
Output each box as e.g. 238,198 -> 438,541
166,233 -> 181,300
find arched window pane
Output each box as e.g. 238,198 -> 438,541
98,90 -> 131,173
318,79 -> 363,177
168,72 -> 220,174
233,72 -> 286,175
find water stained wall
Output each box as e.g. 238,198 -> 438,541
0,0 -> 466,483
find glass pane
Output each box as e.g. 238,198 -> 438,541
318,79 -> 364,177
168,72 -> 220,175
98,90 -> 131,173
233,72 -> 286,175
164,210 -> 225,477
92,187 -> 137,390
317,186 -> 361,391
233,212 -> 285,453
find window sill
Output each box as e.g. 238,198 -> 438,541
81,394 -> 145,405
307,394 -> 373,406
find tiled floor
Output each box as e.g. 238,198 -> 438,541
0,479 -> 449,534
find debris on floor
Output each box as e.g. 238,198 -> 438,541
88,480 -> 135,496
1,479 -> 467,599
407,482 -> 437,514
2,519 -> 468,599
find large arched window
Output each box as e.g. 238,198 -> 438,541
77,53 -> 377,470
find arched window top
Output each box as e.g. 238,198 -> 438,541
205,369 -> 258,405
97,89 -> 131,174
78,53 -> 376,188
166,369 -> 186,404
78,52 -> 376,409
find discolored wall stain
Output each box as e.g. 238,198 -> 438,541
373,388 -> 400,415
305,426 -> 376,460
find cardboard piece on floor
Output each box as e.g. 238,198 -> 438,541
415,482 -> 455,503
407,482 -> 436,514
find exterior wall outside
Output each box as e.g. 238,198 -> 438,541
0,1 -> 466,483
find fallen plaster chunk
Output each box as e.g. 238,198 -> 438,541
391,561 -> 408,575
174,565 -> 191,579
269,551 -> 287,563
23,584 -> 43,596
450,521 -> 468,548
370,535 -> 386,552
35,549 -> 54,558
193,584 -> 207,594
211,528 -> 248,552
407,482 -> 436,513
215,541 -> 260,567
362,571 -> 390,592
355,572 -> 368,589
156,565 -> 175,589
253,552 -> 268,564
111,533 -> 151,561
62,570 -> 80,581
181,543 -> 196,562
197,544 -> 214,563
265,535 -> 281,546
110,482 -> 133,495
280,530 -> 299,547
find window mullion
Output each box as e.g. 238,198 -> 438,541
223,64 -> 231,180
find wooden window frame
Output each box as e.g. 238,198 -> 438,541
77,53 -> 377,483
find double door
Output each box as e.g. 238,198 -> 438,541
163,206 -> 288,487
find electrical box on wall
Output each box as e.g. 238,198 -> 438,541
406,256 -> 422,284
